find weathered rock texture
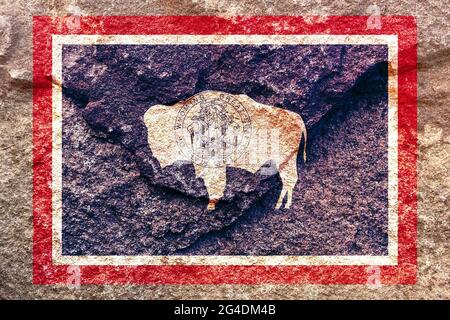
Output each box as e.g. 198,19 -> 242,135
61,44 -> 388,256
0,0 -> 448,300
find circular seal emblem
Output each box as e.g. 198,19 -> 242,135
175,92 -> 252,167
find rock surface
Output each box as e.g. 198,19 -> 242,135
61,44 -> 388,256
0,0 -> 448,300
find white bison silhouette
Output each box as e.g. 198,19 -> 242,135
144,90 -> 307,210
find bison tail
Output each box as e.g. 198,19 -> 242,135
302,129 -> 307,163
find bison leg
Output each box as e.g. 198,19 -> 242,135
275,188 -> 288,209
276,157 -> 298,209
195,165 -> 227,211
207,199 -> 219,211
286,187 -> 293,208
275,185 -> 295,209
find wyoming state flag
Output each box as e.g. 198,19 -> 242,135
33,16 -> 417,285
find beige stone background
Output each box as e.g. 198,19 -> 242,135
0,0 -> 448,299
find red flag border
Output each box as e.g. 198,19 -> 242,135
33,16 -> 417,285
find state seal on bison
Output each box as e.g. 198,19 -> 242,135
144,90 -> 307,211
